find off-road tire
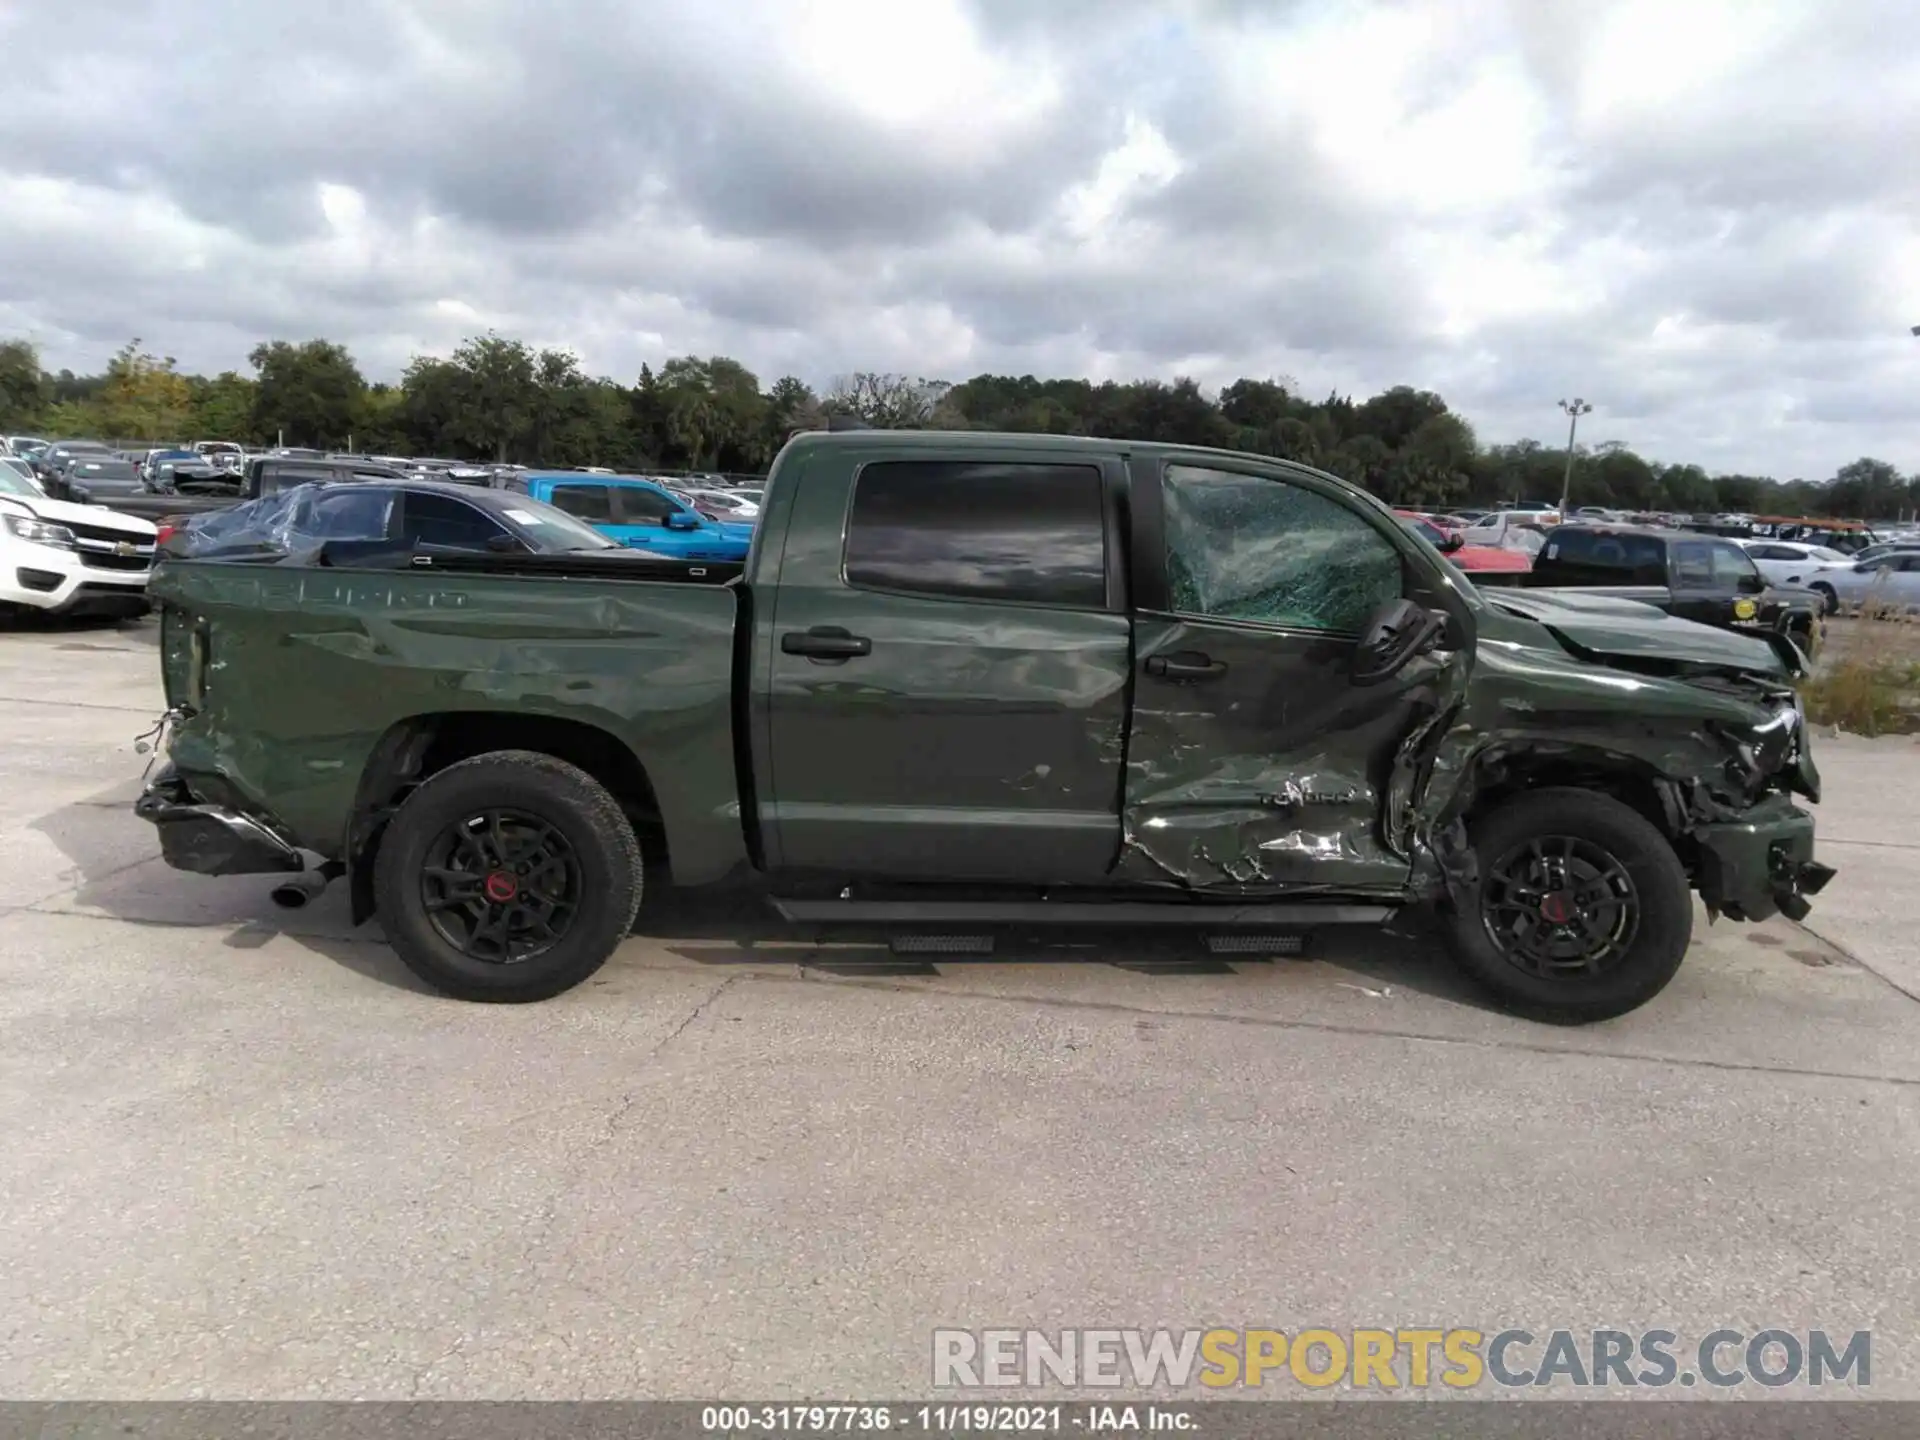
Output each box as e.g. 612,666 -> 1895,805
374,750 -> 642,1002
1442,788 -> 1692,1024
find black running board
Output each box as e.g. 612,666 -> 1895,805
770,899 -> 1395,926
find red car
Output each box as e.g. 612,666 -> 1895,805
1395,510 -> 1532,582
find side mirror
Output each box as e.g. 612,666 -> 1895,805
664,511 -> 701,531
1439,532 -> 1465,553
1352,598 -> 1450,687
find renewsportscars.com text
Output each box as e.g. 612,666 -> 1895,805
931,1328 -> 1871,1391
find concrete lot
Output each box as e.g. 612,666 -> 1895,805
0,618 -> 1915,1399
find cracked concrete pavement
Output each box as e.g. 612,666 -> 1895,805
0,620 -> 1915,1399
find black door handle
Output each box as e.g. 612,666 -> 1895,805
782,626 -> 873,660
1145,651 -> 1227,681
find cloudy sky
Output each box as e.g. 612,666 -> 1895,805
2,0 -> 1916,477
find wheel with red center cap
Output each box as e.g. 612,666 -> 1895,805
1442,787 -> 1692,1024
373,749 -> 643,1002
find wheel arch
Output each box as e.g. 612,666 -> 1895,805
345,711 -> 666,925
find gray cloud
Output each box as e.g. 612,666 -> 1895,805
2,0 -> 1917,477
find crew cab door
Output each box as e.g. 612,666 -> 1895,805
759,445 -> 1132,883
1116,458 -> 1464,893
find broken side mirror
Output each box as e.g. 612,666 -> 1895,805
1351,598 -> 1450,686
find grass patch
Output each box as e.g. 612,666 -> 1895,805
1799,605 -> 1920,736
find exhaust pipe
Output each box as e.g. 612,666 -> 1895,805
269,861 -> 344,910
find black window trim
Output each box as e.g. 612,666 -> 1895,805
837,454 -> 1127,614
1136,455 -> 1417,641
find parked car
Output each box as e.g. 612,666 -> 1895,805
1527,524 -> 1822,654
60,457 -> 147,505
503,473 -> 754,561
1460,511 -> 1552,556
3,435 -> 50,460
1820,552 -> 1920,615
163,479 -> 665,563
1735,539 -> 1857,612
32,440 -> 114,489
1395,511 -> 1531,584
680,486 -> 761,521
138,430 -> 1830,1024
0,460 -> 156,618
81,454 -> 408,531
1,456 -> 42,491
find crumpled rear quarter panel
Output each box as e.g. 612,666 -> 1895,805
149,562 -> 743,878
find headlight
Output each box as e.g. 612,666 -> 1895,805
4,514 -> 76,549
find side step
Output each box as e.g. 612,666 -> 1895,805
772,899 -> 1395,926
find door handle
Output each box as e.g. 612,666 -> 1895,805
781,626 -> 872,660
1145,651 -> 1227,681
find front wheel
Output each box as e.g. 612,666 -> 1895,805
1442,789 -> 1692,1024
1810,582 -> 1838,615
373,750 -> 643,1002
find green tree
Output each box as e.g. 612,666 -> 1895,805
187,371 -> 257,442
0,339 -> 47,429
250,339 -> 367,447
94,340 -> 194,441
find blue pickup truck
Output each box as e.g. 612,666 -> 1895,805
505,473 -> 754,561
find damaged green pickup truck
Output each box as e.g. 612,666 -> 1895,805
137,430 -> 1832,1022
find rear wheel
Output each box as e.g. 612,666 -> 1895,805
374,750 -> 642,1002
1442,789 -> 1692,1024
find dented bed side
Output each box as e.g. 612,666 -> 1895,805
150,560 -> 748,884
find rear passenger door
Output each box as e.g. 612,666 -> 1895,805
761,451 -> 1131,884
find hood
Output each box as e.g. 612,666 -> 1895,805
0,493 -> 156,536
1483,587 -> 1797,678
714,519 -> 756,541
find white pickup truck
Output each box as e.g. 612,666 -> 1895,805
0,464 -> 157,618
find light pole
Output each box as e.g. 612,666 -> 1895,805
1557,398 -> 1592,515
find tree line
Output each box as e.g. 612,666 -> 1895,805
2,333 -> 1913,519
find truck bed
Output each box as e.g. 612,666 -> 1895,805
150,557 -> 749,884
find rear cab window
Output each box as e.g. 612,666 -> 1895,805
843,460 -> 1109,608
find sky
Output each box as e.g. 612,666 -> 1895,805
1,0 -> 1917,479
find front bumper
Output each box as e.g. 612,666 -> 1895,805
1693,798 -> 1834,922
0,538 -> 152,615
135,766 -> 305,876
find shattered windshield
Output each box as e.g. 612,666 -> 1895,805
1163,464 -> 1403,633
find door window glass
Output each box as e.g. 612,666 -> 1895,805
1710,542 -> 1761,586
1162,464 -> 1401,632
617,487 -> 682,524
401,492 -> 511,548
1671,542 -> 1714,585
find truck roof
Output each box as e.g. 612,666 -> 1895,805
776,427 -> 1328,471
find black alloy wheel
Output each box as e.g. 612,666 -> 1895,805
1480,834 -> 1640,979
420,808 -> 582,963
